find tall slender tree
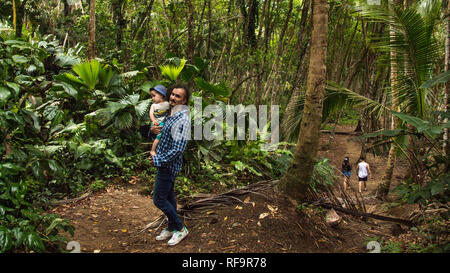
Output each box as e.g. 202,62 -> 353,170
377,2 -> 400,199
88,0 -> 96,60
445,0 -> 450,157
13,0 -> 27,38
277,0 -> 329,201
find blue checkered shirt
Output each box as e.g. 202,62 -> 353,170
152,108 -> 190,176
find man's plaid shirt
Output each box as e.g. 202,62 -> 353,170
152,106 -> 190,176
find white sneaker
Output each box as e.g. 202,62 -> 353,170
156,228 -> 174,241
168,226 -> 188,246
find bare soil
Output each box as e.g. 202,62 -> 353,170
50,125 -> 417,253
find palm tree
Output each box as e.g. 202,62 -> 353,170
328,0 -> 442,198
277,0 -> 329,201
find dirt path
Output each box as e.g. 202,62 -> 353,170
51,125 -> 413,253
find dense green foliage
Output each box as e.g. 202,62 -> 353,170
1,0 -> 449,253
0,33 -> 289,252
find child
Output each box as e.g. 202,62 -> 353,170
357,157 -> 371,193
149,85 -> 169,156
341,156 -> 352,191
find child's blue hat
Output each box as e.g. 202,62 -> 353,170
151,85 -> 167,96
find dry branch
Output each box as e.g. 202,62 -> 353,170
313,202 -> 413,226
47,190 -> 93,206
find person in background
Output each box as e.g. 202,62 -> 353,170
341,156 -> 352,191
357,157 -> 371,193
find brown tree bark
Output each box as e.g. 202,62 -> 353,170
444,0 -> 450,158
377,1 -> 402,200
88,0 -> 96,60
277,0 -> 329,201
13,0 -> 27,38
186,0 -> 195,63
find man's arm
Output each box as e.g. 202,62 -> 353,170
152,117 -> 190,166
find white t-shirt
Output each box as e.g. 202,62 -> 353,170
150,101 -> 170,124
358,162 -> 369,178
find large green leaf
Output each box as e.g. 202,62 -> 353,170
392,112 -> 449,139
160,58 -> 186,81
25,232 -> 45,252
5,82 -> 20,97
134,99 -> 151,118
115,112 -> 133,130
106,101 -> 128,114
72,60 -> 101,90
12,55 -> 28,64
194,78 -> 231,97
420,70 -> 450,89
0,86 -> 11,104
55,82 -> 78,98
55,54 -> 80,68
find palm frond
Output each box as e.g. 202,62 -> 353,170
115,112 -> 133,130
134,99 -> 151,119
72,60 -> 101,90
325,81 -> 391,119
281,90 -> 305,142
359,1 -> 440,119
160,58 -> 186,82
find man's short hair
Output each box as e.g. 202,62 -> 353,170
167,84 -> 191,105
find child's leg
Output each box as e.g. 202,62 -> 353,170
151,139 -> 159,156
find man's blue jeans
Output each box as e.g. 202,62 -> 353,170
153,167 -> 183,232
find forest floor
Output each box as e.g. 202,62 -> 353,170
50,125 -> 418,253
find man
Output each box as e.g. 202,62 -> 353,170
149,84 -> 191,246
356,157 -> 371,193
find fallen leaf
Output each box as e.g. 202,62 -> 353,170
235,205 -> 243,210
267,205 -> 278,213
122,229 -> 127,232
208,241 -> 215,245
93,249 -> 101,253
244,197 -> 251,203
259,212 -> 269,219
206,211 -> 215,215
224,216 -> 228,221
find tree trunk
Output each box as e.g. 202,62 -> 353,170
14,0 -> 27,38
88,0 -> 96,60
444,0 -> 450,158
186,0 -> 195,63
377,4 -> 399,199
112,0 -> 126,51
277,0 -> 329,201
